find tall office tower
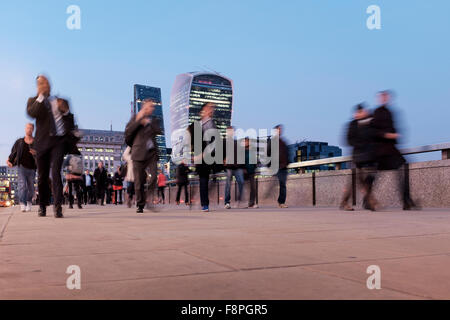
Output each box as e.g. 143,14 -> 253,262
170,72 -> 233,162
133,84 -> 168,165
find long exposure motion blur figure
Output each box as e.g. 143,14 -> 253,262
244,137 -> 258,209
82,169 -> 94,205
157,170 -> 166,204
268,124 -> 289,208
121,146 -> 135,208
94,161 -> 107,206
26,75 -> 72,218
372,91 -> 419,211
113,166 -> 124,205
188,102 -> 220,213
125,99 -> 162,214
223,126 -> 245,209
340,104 -> 377,211
7,123 -> 37,212
175,161 -> 190,206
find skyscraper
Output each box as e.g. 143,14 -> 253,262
133,84 -> 168,164
170,72 -> 233,162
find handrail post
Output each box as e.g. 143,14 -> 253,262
312,172 -> 316,206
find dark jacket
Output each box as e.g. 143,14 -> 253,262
63,112 -> 81,156
223,138 -> 245,170
244,148 -> 257,175
347,116 -> 375,166
94,167 -> 108,189
113,172 -> 123,187
372,105 -> 405,170
26,96 -> 72,153
82,174 -> 94,188
176,163 -> 190,185
268,136 -> 289,170
187,119 -> 223,171
125,115 -> 162,162
8,138 -> 37,170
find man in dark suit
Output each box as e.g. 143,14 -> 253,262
372,90 -> 419,210
187,102 -> 222,213
94,161 -> 108,206
125,99 -> 162,213
26,75 -> 70,218
82,169 -> 94,205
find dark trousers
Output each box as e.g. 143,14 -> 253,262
247,173 -> 256,206
396,163 -> 413,206
114,188 -> 123,204
68,180 -> 83,207
84,186 -> 93,204
342,166 -> 376,205
36,139 -> 65,208
277,168 -> 288,205
176,183 -> 189,203
197,165 -> 211,207
96,186 -> 105,205
133,153 -> 158,209
157,186 -> 165,202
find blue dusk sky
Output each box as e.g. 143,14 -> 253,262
0,0 -> 449,164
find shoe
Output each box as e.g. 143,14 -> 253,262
54,205 -> 63,218
339,202 -> 354,211
69,204 -> 74,209
279,203 -> 288,208
38,206 -> 46,217
136,207 -> 144,214
224,203 -> 231,209
201,206 -> 209,212
403,199 -> 421,211
78,204 -> 83,209
249,204 -> 259,209
26,202 -> 32,212
363,196 -> 377,211
20,203 -> 26,212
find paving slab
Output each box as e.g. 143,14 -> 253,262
1,205 -> 449,299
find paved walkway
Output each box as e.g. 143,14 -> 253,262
1,204 -> 450,299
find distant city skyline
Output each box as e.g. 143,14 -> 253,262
1,1 -> 449,165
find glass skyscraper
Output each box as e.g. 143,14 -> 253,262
170,72 -> 233,162
133,84 -> 168,164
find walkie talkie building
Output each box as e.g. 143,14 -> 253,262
169,72 -> 233,162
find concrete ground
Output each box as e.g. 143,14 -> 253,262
1,204 -> 450,300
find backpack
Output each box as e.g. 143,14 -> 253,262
67,154 -> 84,175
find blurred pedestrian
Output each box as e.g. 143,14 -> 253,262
244,137 -> 258,208
223,126 -> 245,209
268,124 -> 289,208
121,146 -> 135,208
340,103 -> 377,211
82,169 -> 94,205
64,154 -> 84,210
157,170 -> 166,204
125,98 -> 161,214
94,161 -> 107,206
113,166 -> 124,205
7,123 -> 37,212
26,75 -> 73,218
175,161 -> 190,205
187,102 -> 221,213
372,90 -> 419,210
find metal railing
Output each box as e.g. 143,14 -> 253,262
287,142 -> 450,170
